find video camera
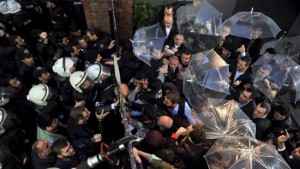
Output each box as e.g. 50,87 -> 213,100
76,135 -> 139,169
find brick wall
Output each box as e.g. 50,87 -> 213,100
82,0 -> 133,49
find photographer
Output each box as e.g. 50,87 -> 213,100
66,105 -> 109,142
277,131 -> 300,169
52,137 -> 102,169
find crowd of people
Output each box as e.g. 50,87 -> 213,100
0,0 -> 300,169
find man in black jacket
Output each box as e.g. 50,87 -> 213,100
277,132 -> 300,169
31,139 -> 56,169
252,101 -> 271,141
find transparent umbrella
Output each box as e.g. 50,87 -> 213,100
192,100 -> 256,139
251,54 -> 299,102
176,1 -> 222,53
223,8 -> 281,40
131,23 -> 165,66
183,50 -> 230,109
260,36 -> 300,64
204,136 -> 291,169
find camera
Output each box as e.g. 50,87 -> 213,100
76,135 -> 138,169
87,144 -> 126,168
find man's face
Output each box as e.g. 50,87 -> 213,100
133,78 -> 148,89
174,35 -> 184,46
23,57 -> 34,65
151,48 -> 163,60
62,37 -> 69,45
15,36 -> 25,46
59,142 -> 76,158
39,32 -> 48,44
0,29 -> 5,37
163,96 -> 174,108
253,104 -> 267,119
251,27 -> 263,39
181,53 -> 191,66
9,78 -> 22,89
40,72 -> 51,83
237,59 -> 248,72
163,16 -> 173,28
292,147 -> 300,160
72,46 -> 80,56
221,47 -> 230,57
37,140 -> 53,157
86,32 -> 97,42
273,111 -> 286,121
238,90 -> 252,103
80,108 -> 90,124
255,67 -> 271,79
168,58 -> 179,71
78,39 -> 87,49
262,52 -> 273,63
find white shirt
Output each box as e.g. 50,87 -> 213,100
234,71 -> 244,81
166,27 -> 171,38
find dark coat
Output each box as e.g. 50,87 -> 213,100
253,118 -> 271,141
159,21 -> 179,45
229,66 -> 253,91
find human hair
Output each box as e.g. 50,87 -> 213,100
86,27 -> 98,36
245,86 -> 257,99
189,125 -> 206,144
69,106 -> 85,122
240,55 -> 252,66
165,90 -> 181,104
272,103 -> 289,116
1,74 -> 16,86
134,71 -> 148,80
222,42 -> 234,52
36,113 -> 54,130
32,140 -> 43,155
265,47 -> 277,55
182,48 -> 192,56
52,139 -> 68,155
260,101 -> 271,114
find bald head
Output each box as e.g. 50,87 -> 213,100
157,115 -> 173,130
114,83 -> 129,97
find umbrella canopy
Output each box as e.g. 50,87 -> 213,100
204,136 -> 291,169
176,1 -> 222,53
260,36 -> 300,63
251,54 -> 299,102
193,100 -> 256,139
183,50 -> 230,109
223,9 -> 281,40
131,23 -> 165,66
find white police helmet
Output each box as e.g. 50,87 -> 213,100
69,71 -> 95,93
27,84 -> 57,106
52,57 -> 75,77
0,108 -> 7,135
86,63 -> 111,84
0,0 -> 21,15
